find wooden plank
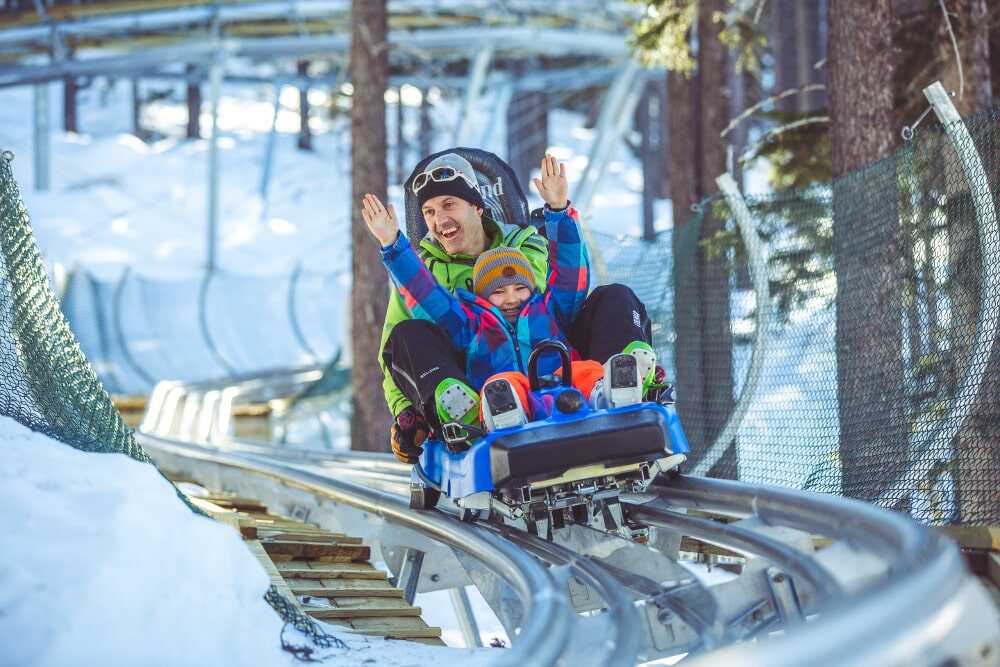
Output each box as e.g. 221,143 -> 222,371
245,540 -> 307,614
679,536 -> 743,560
261,540 -> 370,561
304,605 -> 423,620
288,579 -> 404,599
329,617 -> 443,640
257,530 -> 363,545
201,497 -> 269,513
938,526 -> 1000,551
276,563 -> 387,580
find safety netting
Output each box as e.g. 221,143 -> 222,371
0,149 -> 345,649
659,106 -> 999,526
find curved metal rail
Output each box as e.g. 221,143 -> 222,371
626,498 -> 843,601
649,475 -> 1000,666
137,432 -> 576,667
496,526 -> 642,667
134,363 -> 998,666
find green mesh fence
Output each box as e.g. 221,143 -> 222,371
0,150 -> 345,654
659,106 -> 1000,526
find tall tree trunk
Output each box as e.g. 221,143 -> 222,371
297,60 -> 313,151
828,0 -> 906,502
63,48 -> 78,134
697,0 -> 736,478
350,0 -> 392,452
936,0 -> 996,523
667,68 -> 707,460
186,64 -> 201,140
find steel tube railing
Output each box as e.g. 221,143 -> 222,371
138,432 -> 575,667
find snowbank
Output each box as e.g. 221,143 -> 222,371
0,417 -> 491,666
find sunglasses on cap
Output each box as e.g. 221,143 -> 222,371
411,165 -> 478,195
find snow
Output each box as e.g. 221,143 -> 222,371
0,416 -> 493,666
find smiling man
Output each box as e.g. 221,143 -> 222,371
375,152 -> 657,466
377,153 -> 549,462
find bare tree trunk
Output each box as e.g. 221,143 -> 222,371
297,60 -> 313,151
186,64 -> 201,139
63,48 -> 78,134
828,0 -> 906,502
936,0 -> 997,523
668,68 -> 707,459
697,0 -> 736,478
350,0 -> 392,452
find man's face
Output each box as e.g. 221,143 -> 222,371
486,283 -> 532,322
421,195 -> 484,255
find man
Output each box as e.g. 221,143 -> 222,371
378,152 -> 655,464
378,152 -> 549,463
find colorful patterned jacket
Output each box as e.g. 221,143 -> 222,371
380,206 -> 590,390
378,215 -> 548,416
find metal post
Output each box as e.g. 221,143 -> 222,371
482,82 -> 513,150
876,82 -> 1000,508
395,547 -> 424,605
395,88 -> 406,184
419,88 -> 432,157
33,82 -> 50,191
449,587 -> 483,648
454,46 -> 493,145
259,83 -> 281,221
572,58 -> 645,282
131,77 -> 142,138
206,53 -> 223,273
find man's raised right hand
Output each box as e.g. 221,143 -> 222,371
361,193 -> 399,246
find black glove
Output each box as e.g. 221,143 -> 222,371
390,408 -> 429,464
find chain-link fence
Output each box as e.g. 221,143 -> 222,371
0,149 -> 346,652
663,106 -> 1000,526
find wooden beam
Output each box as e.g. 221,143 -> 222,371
276,563 -> 388,580
937,526 -> 1000,552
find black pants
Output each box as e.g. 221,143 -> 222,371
384,284 -> 651,424
569,284 -> 652,363
383,319 -> 470,429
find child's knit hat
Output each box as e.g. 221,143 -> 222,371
473,246 -> 534,298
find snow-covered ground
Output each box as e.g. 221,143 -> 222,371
0,415 -> 495,666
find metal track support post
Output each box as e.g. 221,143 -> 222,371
33,83 -> 50,191
259,83 -> 281,221
206,52 -> 224,273
572,58 -> 645,283
395,547 -> 424,605
449,587 -> 483,648
454,46 -> 493,145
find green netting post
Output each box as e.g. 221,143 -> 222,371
876,82 -> 1000,510
690,173 -> 772,476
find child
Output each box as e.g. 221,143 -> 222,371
361,157 -> 656,440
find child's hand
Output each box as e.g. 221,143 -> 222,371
361,193 -> 399,246
532,155 -> 569,210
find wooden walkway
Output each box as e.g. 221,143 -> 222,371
186,491 -> 445,646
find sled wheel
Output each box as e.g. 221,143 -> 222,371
409,486 -> 441,510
